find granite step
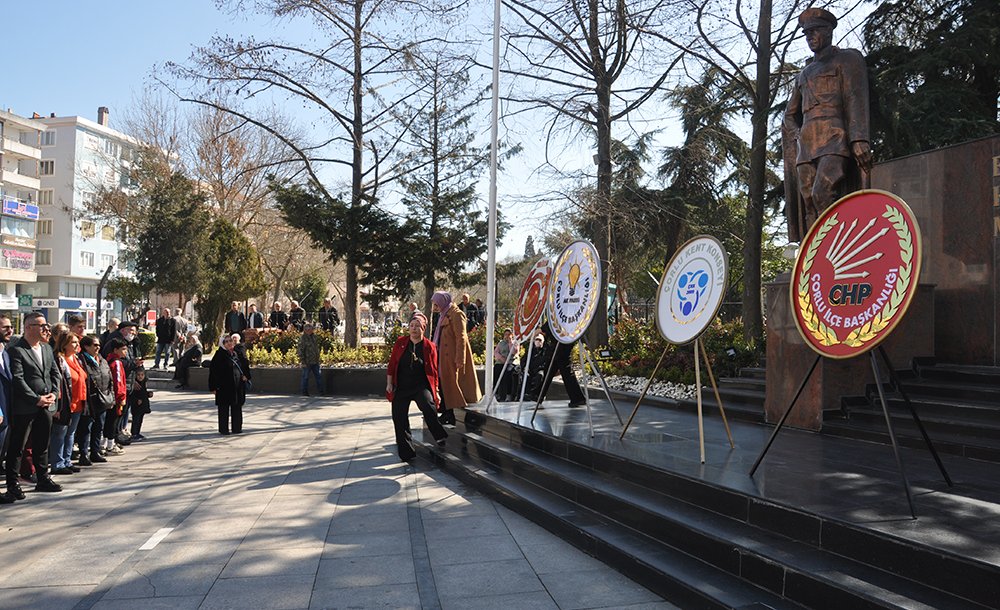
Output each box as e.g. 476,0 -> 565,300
413,435 -> 801,609
454,408 -> 1000,609
449,428 -> 986,610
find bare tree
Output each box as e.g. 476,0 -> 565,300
496,0 -> 685,346
645,0 -> 861,343
166,0 -> 440,346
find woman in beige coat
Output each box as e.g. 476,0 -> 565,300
431,291 -> 482,425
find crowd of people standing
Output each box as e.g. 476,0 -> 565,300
1,312 -> 151,503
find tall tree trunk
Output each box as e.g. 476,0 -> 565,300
587,78 -> 612,348
344,257 -> 359,347
742,0 -> 771,345
344,0 -> 364,348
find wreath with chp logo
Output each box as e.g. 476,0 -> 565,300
797,205 -> 913,348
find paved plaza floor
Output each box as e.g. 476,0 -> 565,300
0,391 -> 673,610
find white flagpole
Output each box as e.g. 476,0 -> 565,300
484,0 -> 501,403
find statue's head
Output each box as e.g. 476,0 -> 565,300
799,8 -> 837,53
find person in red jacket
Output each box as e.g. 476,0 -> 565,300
386,314 -> 448,461
102,339 -> 129,456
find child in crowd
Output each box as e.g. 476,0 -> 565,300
128,368 -> 153,441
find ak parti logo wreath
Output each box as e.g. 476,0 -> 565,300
791,190 -> 922,359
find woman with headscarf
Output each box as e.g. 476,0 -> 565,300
431,291 -> 482,425
386,313 -> 448,460
209,334 -> 247,435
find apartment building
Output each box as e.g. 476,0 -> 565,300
31,107 -> 130,332
0,109 -> 45,318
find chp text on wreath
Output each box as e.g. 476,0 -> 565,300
796,205 -> 913,348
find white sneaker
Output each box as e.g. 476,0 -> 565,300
108,445 -> 125,455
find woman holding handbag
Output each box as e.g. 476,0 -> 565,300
79,335 -> 114,463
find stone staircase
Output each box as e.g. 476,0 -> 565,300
412,407 -> 998,609
824,359 -> 1000,463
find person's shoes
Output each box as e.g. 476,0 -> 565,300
20,473 -> 37,485
438,410 -> 456,426
220,431 -> 231,436
568,400 -> 586,408
35,477 -> 63,492
98,448 -> 107,456
436,437 -> 448,448
233,430 -> 243,434
0,492 -> 14,504
107,445 -> 125,455
89,452 -> 107,463
6,481 -> 25,500
131,434 -> 145,442
301,392 -> 310,398
70,465 -> 81,472
51,467 -> 74,475
78,455 -> 93,467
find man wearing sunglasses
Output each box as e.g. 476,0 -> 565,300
5,312 -> 64,499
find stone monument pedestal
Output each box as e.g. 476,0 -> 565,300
764,274 -> 935,431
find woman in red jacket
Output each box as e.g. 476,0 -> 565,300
386,314 -> 448,461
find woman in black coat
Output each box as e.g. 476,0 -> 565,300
208,335 -> 247,435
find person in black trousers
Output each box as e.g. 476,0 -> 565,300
5,312 -> 63,499
209,335 -> 247,435
536,319 -> 586,407
385,314 -> 448,461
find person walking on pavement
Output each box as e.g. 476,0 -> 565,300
431,291 -> 481,426
154,308 -> 177,369
386,314 -> 448,461
298,324 -> 322,397
5,312 -> 63,499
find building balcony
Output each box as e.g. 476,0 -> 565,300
0,267 -> 38,284
1,169 -> 40,192
2,138 -> 41,160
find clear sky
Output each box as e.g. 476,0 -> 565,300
2,1 -> 548,260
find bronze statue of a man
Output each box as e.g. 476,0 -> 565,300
783,8 -> 872,242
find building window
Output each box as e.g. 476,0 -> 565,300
37,219 -> 53,235
80,220 -> 96,239
41,131 -> 56,147
39,160 -> 54,176
104,140 -> 119,157
101,225 -> 115,241
80,251 -> 95,267
1,216 -> 35,239
100,254 -> 115,269
39,190 -> 54,205
36,249 -> 52,266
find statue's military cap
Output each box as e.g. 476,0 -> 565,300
799,8 -> 837,30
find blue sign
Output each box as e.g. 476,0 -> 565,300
2,198 -> 40,220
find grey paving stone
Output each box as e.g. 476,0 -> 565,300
439,590 -> 559,610
539,568 -> 662,610
0,585 -> 93,609
327,506 -> 409,535
322,532 -> 412,559
91,595 -> 205,610
200,574 -> 314,610
432,559 -> 545,600
314,554 -> 415,589
519,540 -> 607,574
308,583 -> 421,610
102,563 -> 225,598
138,540 -> 241,567
421,514 -> 510,541
221,547 -> 323,578
426,533 -> 524,566
239,525 -> 330,550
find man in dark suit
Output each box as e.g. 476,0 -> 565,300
0,315 -> 14,503
5,312 -> 63,498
